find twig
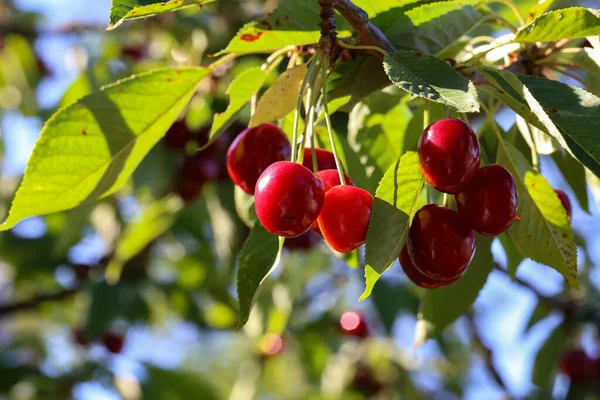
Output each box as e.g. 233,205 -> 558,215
466,313 -> 512,398
0,287 -> 78,319
333,0 -> 395,59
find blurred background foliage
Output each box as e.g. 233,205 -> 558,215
0,0 -> 598,399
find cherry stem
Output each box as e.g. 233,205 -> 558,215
321,58 -> 346,185
292,57 -> 320,162
335,39 -> 387,57
442,193 -> 449,208
423,101 -> 430,129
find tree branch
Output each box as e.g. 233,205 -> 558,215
333,0 -> 395,59
466,314 -> 512,398
0,287 -> 78,319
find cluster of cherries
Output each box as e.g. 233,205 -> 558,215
72,328 -> 125,354
226,123 -> 373,253
163,120 -> 240,202
399,118 -> 519,288
559,347 -> 600,384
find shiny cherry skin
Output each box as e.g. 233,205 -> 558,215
310,170 -> 354,236
560,349 -> 595,383
339,311 -> 369,338
302,148 -> 338,172
399,246 -> 460,289
284,230 -> 320,251
455,164 -> 518,236
255,161 -> 325,237
101,332 -> 125,354
554,189 -> 572,221
418,118 -> 480,194
227,123 -> 291,194
408,204 -> 476,281
317,185 -> 373,253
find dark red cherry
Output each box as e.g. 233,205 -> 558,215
418,118 -> 480,194
255,161 -> 325,237
317,186 -> 373,253
302,148 -> 338,172
455,164 -> 518,236
227,123 -> 291,194
181,156 -> 220,183
408,204 -> 476,281
339,311 -> 369,338
559,349 -> 595,383
72,328 -> 89,347
399,246 -> 460,289
352,367 -> 384,396
554,189 -> 572,221
101,332 -> 125,354
121,45 -> 145,61
174,179 -> 203,203
310,170 -> 354,236
164,120 -> 192,151
284,230 -> 320,251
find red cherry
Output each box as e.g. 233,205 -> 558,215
560,349 -> 595,383
181,156 -> 220,183
408,204 -> 476,281
227,123 -> 291,194
101,332 -> 125,354
318,186 -> 373,253
418,118 -> 480,194
121,45 -> 145,61
260,333 -> 284,358
399,246 -> 460,289
72,328 -> 89,347
310,170 -> 354,236
352,367 -> 384,396
302,148 -> 338,172
164,120 -> 192,151
284,230 -> 320,251
455,164 -> 518,236
255,161 -> 325,237
339,311 -> 369,338
174,179 -> 203,203
554,189 -> 572,221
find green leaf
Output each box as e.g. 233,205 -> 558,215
496,139 -> 578,288
552,151 -> 589,213
106,195 -> 183,284
525,301 -> 552,332
236,224 -> 282,329
482,68 -> 600,179
514,8 -> 600,43
385,3 -> 488,56
234,186 -> 257,228
0,67 -> 210,230
553,47 -> 600,78
499,234 -> 523,279
384,51 -> 479,113
362,152 -> 424,300
415,235 -> 494,343
372,280 -> 420,334
208,67 -> 267,147
250,63 -> 307,127
142,366 -> 219,400
108,0 -> 214,30
532,324 -> 566,388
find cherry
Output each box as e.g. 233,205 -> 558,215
455,164 -> 518,236
554,189 -> 572,221
317,185 -> 373,253
164,120 -> 192,151
101,332 -> 125,354
121,45 -> 145,61
418,118 -> 480,194
352,367 -> 384,396
227,123 -> 291,194
181,156 -> 220,183
260,333 -> 284,358
399,246 -> 460,289
339,311 -> 369,338
302,148 -> 338,172
174,179 -> 203,203
255,161 -> 325,237
72,328 -> 89,347
310,170 -> 354,236
559,349 -> 595,383
284,230 -> 320,251
408,204 -> 476,281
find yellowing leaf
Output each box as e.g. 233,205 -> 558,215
250,63 -> 308,128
